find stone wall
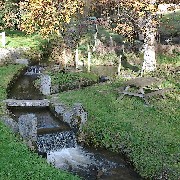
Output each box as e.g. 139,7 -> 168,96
18,114 -> 37,142
40,74 -> 51,95
49,98 -> 87,133
1,116 -> 19,133
2,97 -> 88,136
0,47 -> 29,65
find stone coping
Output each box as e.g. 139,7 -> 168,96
3,99 -> 50,107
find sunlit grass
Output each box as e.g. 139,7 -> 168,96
57,64 -> 180,179
0,30 -> 43,48
0,121 -> 80,180
0,65 -> 23,116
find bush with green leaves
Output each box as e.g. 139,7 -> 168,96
49,71 -> 98,91
0,0 -> 20,30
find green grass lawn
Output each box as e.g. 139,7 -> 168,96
56,61 -> 180,179
0,65 -> 80,180
0,30 -> 43,48
0,64 -> 25,115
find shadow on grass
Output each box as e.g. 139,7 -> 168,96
5,41 -> 11,46
115,48 -> 140,72
4,29 -> 27,37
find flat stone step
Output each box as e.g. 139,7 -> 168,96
4,99 -> 50,107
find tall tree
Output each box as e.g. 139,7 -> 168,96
0,0 -> 20,30
20,0 -> 84,37
88,0 -> 179,73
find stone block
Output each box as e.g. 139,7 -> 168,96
55,104 -> 66,115
80,112 -> 88,125
15,59 -> 29,65
1,116 -> 19,133
73,103 -> 84,116
63,111 -> 74,126
40,74 -> 51,95
18,114 -> 37,142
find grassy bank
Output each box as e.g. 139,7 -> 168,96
0,30 -> 42,48
49,71 -> 98,91
0,65 -> 80,180
0,121 -> 79,180
56,59 -> 180,179
0,64 -> 25,115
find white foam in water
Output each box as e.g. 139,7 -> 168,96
47,146 -> 93,170
25,66 -> 42,75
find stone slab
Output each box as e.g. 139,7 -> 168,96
4,99 -> 50,107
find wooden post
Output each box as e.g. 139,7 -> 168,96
63,48 -> 67,68
87,44 -> 91,72
122,41 -> 125,53
1,32 -> 5,47
117,55 -> 122,76
117,4 -> 120,16
92,24 -> 98,52
75,47 -> 79,69
110,36 -> 113,51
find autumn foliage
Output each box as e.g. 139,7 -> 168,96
20,0 -> 84,37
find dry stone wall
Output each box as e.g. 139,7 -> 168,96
50,100 -> 88,132
0,47 -> 29,65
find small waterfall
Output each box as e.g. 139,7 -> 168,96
25,66 -> 43,75
7,64 -> 142,180
46,146 -> 121,179
47,147 -> 94,171
37,130 -> 120,178
37,131 -> 77,153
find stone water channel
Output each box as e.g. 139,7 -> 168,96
6,66 -> 142,180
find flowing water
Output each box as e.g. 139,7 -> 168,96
8,66 -> 142,180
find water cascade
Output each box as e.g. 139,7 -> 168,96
25,65 -> 43,75
37,131 -> 77,152
7,66 -> 142,180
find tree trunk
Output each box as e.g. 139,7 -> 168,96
142,32 -> 156,73
93,24 -> 98,52
87,44 -> 91,72
140,0 -> 157,75
141,15 -> 156,74
117,55 -> 122,76
75,48 -> 79,69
